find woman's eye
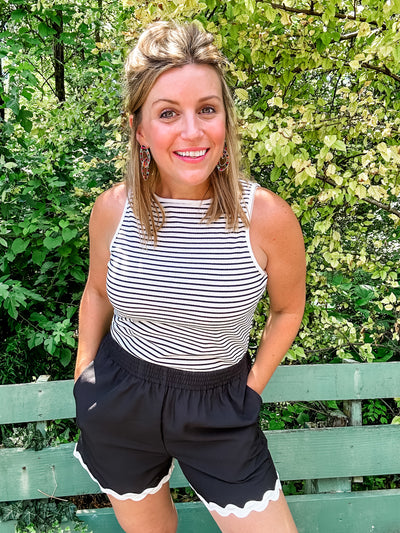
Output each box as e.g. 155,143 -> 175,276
201,106 -> 216,114
160,109 -> 176,119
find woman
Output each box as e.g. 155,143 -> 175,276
74,21 -> 305,533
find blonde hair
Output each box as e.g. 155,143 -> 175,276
124,21 -> 248,242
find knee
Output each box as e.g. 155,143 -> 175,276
117,505 -> 178,533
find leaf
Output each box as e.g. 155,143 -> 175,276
377,142 -> 391,162
11,9 -> 27,22
264,5 -> 277,23
244,0 -> 255,13
44,336 -> 56,355
314,219 -> 333,233
0,282 -> 10,299
357,22 -> 370,38
1,504 -> 19,521
235,88 -> 249,101
368,185 -> 387,201
332,140 -> 346,151
32,249 -> 47,265
11,238 -> 28,255
268,96 -> 283,108
43,235 -> 63,250
17,109 -> 33,133
4,296 -> 18,319
28,332 -> 44,349
321,32 -> 332,46
38,23 -> 57,39
355,184 -> 367,199
323,135 -> 337,148
270,167 -> 281,182
60,348 -> 72,367
62,227 -> 78,242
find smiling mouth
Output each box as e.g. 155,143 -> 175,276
175,149 -> 208,158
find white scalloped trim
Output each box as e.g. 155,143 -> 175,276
197,476 -> 282,517
73,444 -> 173,501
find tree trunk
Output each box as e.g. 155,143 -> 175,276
95,0 -> 103,43
0,58 -> 5,122
53,9 -> 65,103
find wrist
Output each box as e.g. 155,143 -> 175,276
246,368 -> 265,396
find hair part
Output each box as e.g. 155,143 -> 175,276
124,21 -> 248,243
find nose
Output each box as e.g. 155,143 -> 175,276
180,112 -> 202,141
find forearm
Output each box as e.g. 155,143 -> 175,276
247,310 -> 303,395
75,285 -> 114,380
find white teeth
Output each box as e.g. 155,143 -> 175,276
176,149 -> 207,157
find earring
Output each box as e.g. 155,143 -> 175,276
140,145 -> 151,180
216,145 -> 229,173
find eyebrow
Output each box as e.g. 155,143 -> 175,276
151,95 -> 222,107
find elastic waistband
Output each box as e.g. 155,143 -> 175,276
100,333 -> 250,390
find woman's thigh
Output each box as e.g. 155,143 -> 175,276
108,482 -> 178,533
210,491 -> 297,533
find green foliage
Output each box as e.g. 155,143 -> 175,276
0,1 -> 126,383
361,398 -> 400,425
352,474 -> 400,492
259,399 -> 350,430
0,114 -> 119,381
0,419 -> 79,450
0,499 -> 87,533
171,486 -> 198,503
260,402 -> 310,430
1,423 -> 47,451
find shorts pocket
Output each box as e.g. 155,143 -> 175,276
244,384 -> 263,423
73,360 -> 95,394
245,384 -> 263,405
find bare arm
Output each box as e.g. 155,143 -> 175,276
74,184 -> 126,381
247,188 -> 306,394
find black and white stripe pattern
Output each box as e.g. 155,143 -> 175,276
106,180 -> 267,371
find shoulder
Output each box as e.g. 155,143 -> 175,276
250,186 -> 304,256
89,183 -> 127,244
252,186 -> 299,229
91,183 -> 126,221
92,182 -> 127,213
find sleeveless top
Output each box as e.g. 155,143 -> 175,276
106,179 -> 268,371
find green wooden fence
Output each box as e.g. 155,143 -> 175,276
1,362 -> 399,532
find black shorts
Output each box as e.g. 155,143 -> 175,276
74,333 -> 281,517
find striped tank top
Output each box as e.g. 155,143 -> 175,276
106,179 -> 268,371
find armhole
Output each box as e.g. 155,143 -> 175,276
109,197 -> 129,253
247,182 -> 259,219
245,183 -> 268,279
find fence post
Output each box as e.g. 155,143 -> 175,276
342,360 -> 363,484
36,375 -> 51,436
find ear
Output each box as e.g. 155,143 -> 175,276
135,123 -> 147,147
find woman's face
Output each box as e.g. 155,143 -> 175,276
136,63 -> 226,199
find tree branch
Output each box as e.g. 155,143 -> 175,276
361,62 -> 400,83
317,174 -> 400,218
329,73 -> 342,113
268,2 -> 383,27
24,57 -> 58,99
340,31 -> 358,40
